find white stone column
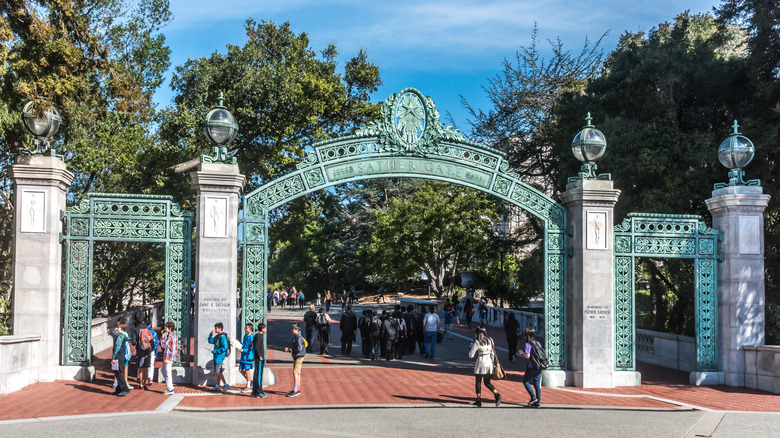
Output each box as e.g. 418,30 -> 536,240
560,179 -> 639,388
9,156 -> 74,382
705,186 -> 770,387
191,163 -> 245,386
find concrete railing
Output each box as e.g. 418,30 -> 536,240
91,300 -> 165,354
0,334 -> 41,394
635,328 -> 696,372
483,305 -> 543,337
743,345 -> 780,394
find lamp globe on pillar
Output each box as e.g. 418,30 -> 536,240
715,120 -> 759,188
21,99 -> 62,156
202,92 -> 238,164
570,112 -> 608,181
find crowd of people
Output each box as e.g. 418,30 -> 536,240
109,292 -> 546,408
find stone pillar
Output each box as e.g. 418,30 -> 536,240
705,186 -> 770,387
191,163 -> 245,386
9,156 -> 74,382
560,179 -> 639,388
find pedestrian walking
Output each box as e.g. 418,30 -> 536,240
423,305 -> 441,359
110,317 -> 131,396
464,298 -> 474,328
505,313 -> 520,362
299,291 -> 305,309
325,290 -> 332,312
341,290 -> 348,311
520,328 -> 542,407
369,310 -> 381,360
443,306 -> 453,340
207,322 -> 229,392
468,327 -> 502,407
394,310 -> 407,359
283,323 -> 305,397
381,310 -> 400,361
478,298 -> 488,326
160,321 -> 177,395
339,304 -> 358,355
316,291 -> 322,306
303,304 -> 318,353
130,313 -> 154,391
402,305 -> 416,355
316,308 -> 331,355
359,310 -> 372,358
250,323 -> 268,398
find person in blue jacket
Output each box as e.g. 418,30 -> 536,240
238,323 -> 255,393
208,322 -> 229,392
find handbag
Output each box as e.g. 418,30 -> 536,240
490,340 -> 506,380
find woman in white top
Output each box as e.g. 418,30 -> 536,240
468,327 -> 502,407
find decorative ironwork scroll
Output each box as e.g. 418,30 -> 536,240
61,193 -> 194,366
241,88 -> 568,369
613,213 -> 721,372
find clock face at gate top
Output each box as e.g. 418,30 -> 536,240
394,92 -> 426,146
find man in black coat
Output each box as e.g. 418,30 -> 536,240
358,310 -> 371,358
381,312 -> 400,361
403,305 -> 416,355
251,323 -> 268,398
302,304 -> 318,353
339,305 -> 358,355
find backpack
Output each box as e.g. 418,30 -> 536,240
222,333 -> 232,357
119,333 -> 131,361
370,316 -> 381,333
530,341 -> 549,370
317,313 -> 329,328
384,319 -> 398,340
149,326 -> 160,353
139,327 -> 154,351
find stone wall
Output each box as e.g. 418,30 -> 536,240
743,345 -> 780,394
0,335 -> 41,394
635,329 -> 696,373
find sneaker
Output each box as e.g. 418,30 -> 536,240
286,390 -> 300,397
117,391 -> 129,397
210,385 -> 221,391
222,384 -> 230,393
531,399 -> 541,407
138,385 -> 146,391
527,398 -> 538,407
251,392 -> 269,399
112,383 -> 117,389
495,393 -> 502,408
162,389 -> 175,395
127,384 -> 134,390
241,387 -> 251,393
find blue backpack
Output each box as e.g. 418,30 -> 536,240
148,326 -> 160,353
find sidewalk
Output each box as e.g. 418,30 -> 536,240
1,305 -> 778,422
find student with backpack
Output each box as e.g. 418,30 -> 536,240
160,321 -> 178,395
369,310 -> 382,360
208,322 -> 230,392
316,308 -> 331,355
237,323 -> 255,393
283,323 -> 305,397
519,328 -> 546,407
130,313 -> 155,391
111,317 -> 131,396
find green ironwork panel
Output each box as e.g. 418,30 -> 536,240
93,219 -> 167,239
695,258 -> 718,371
614,256 -> 635,370
63,239 -> 92,366
164,242 -> 192,364
545,253 -> 566,369
241,243 -> 267,331
613,212 -> 721,372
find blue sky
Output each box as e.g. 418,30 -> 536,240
159,0 -> 721,132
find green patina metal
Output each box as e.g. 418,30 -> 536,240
613,213 -> 721,372
240,88 -> 569,369
60,193 -> 194,366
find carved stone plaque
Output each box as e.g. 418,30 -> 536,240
20,191 -> 46,233
203,196 -> 227,238
739,215 -> 760,255
586,211 -> 608,250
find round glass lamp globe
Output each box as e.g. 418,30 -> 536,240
571,127 -> 606,162
717,134 -> 754,170
204,108 -> 238,146
22,101 -> 61,138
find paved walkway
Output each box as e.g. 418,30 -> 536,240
1,303 -> 779,423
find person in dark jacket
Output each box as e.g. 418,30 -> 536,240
283,323 -> 306,397
415,307 -> 426,355
303,304 -> 318,353
250,323 -> 268,398
358,310 -> 371,358
339,305 -> 358,355
381,311 -> 400,361
111,317 -> 131,396
504,313 -> 520,362
369,310 -> 381,360
316,308 -> 331,355
403,305 -> 417,355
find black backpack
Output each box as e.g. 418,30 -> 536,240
529,341 -> 548,370
317,313 -> 329,328
222,333 -> 232,357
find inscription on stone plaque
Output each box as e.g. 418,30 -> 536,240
199,296 -> 231,312
584,305 -> 611,320
325,158 -> 492,188
204,196 -> 228,238
586,211 -> 608,250
20,190 -> 45,233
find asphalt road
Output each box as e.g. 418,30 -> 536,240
2,406 -> 779,438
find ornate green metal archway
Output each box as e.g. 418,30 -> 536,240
61,194 -> 194,366
613,213 -> 721,372
240,88 -> 568,368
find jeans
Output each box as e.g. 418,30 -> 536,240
370,336 -> 381,358
424,330 -> 437,357
161,362 -> 174,391
523,367 -> 542,401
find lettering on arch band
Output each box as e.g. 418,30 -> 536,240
324,158 -> 492,188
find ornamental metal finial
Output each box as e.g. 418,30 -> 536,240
714,119 -> 759,189
585,112 -> 593,128
568,111 -> 609,182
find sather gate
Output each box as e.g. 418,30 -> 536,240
239,88 -> 569,368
